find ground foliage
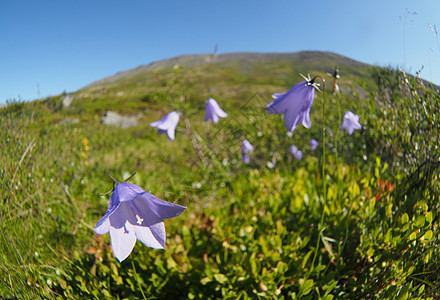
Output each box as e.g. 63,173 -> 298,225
0,62 -> 439,299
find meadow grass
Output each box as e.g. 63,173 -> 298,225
0,63 -> 439,299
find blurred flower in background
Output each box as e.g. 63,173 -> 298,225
150,111 -> 180,141
309,139 -> 319,151
241,139 -> 254,164
290,145 -> 303,160
204,98 -> 228,124
340,111 -> 362,135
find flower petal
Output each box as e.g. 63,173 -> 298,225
133,221 -> 166,249
302,106 -> 312,129
211,113 -> 219,124
95,218 -> 110,235
204,102 -> 213,122
134,192 -> 186,220
265,97 -> 288,114
283,107 -> 302,132
209,98 -> 228,117
109,203 -> 137,262
167,127 -> 175,141
265,81 -> 307,114
94,189 -> 121,235
150,120 -> 161,127
113,183 -> 144,202
272,92 -> 287,99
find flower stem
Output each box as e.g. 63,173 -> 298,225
334,93 -> 342,207
131,259 -> 147,300
309,75 -> 326,277
182,112 -> 208,168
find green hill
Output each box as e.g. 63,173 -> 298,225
73,51 -> 371,114
1,51 -> 439,299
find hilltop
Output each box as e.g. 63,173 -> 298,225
56,50 -> 375,120
82,51 -> 369,90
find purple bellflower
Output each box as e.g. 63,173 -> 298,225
94,182 -> 186,262
309,139 -> 319,151
290,145 -> 303,160
150,111 -> 180,141
241,139 -> 254,164
340,111 -> 362,135
266,74 -> 319,133
205,98 -> 228,124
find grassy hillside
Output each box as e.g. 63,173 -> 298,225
1,52 -> 439,299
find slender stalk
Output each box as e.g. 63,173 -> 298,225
334,93 -> 342,207
182,113 -> 208,168
131,260 -> 147,300
309,75 -> 326,277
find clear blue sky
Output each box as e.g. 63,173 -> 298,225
1,0 -> 439,104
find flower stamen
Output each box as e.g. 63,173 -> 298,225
136,215 -> 144,225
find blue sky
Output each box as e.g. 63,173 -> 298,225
1,0 -> 439,104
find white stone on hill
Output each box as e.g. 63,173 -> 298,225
101,111 -> 140,129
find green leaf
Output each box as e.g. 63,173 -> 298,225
397,285 -> 409,300
200,277 -> 212,285
423,230 -> 433,241
425,211 -> 433,224
302,250 -> 313,269
300,279 -> 314,296
110,262 -> 118,277
351,182 -> 360,198
276,261 -> 288,274
214,273 -> 228,284
402,213 -> 409,224
415,216 -> 425,228
314,264 -> 326,273
276,220 -> 285,236
324,280 -> 337,296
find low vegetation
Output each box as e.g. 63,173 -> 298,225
1,53 -> 439,299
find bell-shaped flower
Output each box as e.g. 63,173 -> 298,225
340,111 -> 362,135
94,182 -> 186,262
204,98 -> 228,124
309,139 -> 319,151
265,74 -> 318,133
241,139 -> 254,164
150,111 -> 180,141
290,145 -> 303,160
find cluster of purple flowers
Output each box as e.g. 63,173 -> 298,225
266,75 -> 362,135
265,74 -> 363,160
96,72 -> 364,262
